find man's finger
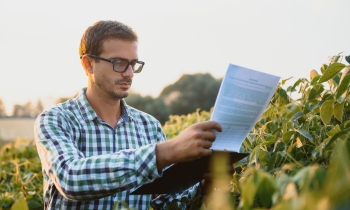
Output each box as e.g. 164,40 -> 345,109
201,131 -> 217,141
198,121 -> 222,132
201,148 -> 213,157
200,139 -> 213,149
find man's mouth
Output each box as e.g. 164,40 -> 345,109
118,82 -> 131,88
116,79 -> 132,88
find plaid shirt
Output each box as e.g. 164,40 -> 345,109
34,88 -> 199,210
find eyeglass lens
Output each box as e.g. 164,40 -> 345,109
114,60 -> 143,73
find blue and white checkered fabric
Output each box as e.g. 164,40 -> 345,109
35,88 -> 199,210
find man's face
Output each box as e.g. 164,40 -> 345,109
92,39 -> 138,100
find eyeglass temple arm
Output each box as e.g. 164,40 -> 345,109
79,54 -> 113,63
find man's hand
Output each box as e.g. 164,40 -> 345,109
156,121 -> 222,170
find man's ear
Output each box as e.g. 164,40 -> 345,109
82,56 -> 94,76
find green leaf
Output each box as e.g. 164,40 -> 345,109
310,100 -> 324,111
336,74 -> 350,99
287,142 -> 296,154
340,119 -> 350,130
308,88 -> 318,100
326,125 -> 341,137
249,148 -> 257,164
303,101 -> 311,115
291,79 -> 303,92
27,201 -> 42,210
310,75 -> 321,85
332,74 -> 341,85
323,140 -> 350,197
260,141 -> 276,147
277,87 -> 289,103
332,55 -> 342,63
255,171 -> 277,207
267,153 -> 278,172
10,197 -> 28,210
345,55 -> 350,64
290,112 -> 303,121
324,128 -> 350,150
296,129 -> 313,140
242,175 -> 257,209
273,140 -> 285,152
228,194 -> 236,209
282,77 -> 293,86
112,201 -> 129,210
265,135 -> 277,142
334,102 -> 345,122
318,63 -> 346,83
283,131 -> 295,144
258,150 -> 270,166
320,100 -> 335,125
320,64 -> 328,74
272,127 -> 282,135
308,146 -> 315,153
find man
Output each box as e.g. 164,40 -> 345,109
35,20 -> 222,210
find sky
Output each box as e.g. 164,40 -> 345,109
0,0 -> 349,115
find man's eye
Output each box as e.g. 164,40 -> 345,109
114,61 -> 122,67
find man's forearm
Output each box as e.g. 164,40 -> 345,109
37,140 -> 161,201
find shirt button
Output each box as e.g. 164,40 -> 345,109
148,175 -> 153,180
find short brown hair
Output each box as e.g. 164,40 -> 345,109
79,20 -> 138,60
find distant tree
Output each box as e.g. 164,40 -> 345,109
33,99 -> 44,117
11,100 -> 44,118
159,73 -> 222,115
0,99 -> 7,117
22,102 -> 33,117
12,104 -> 25,117
125,93 -> 171,124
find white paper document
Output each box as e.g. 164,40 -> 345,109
210,64 -> 280,152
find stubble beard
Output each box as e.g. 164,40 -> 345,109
95,72 -> 132,100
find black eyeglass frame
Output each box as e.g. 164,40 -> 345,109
80,54 -> 145,73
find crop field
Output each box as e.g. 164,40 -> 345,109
0,118 -> 36,141
1,55 -> 350,210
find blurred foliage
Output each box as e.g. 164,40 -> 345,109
127,73 -> 221,124
159,73 -> 221,116
0,139 -> 43,210
163,108 -> 212,140
1,54 -> 350,209
125,93 -> 171,124
161,54 -> 350,210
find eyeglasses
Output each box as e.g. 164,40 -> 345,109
80,54 -> 145,73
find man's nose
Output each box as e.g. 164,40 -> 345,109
122,64 -> 134,78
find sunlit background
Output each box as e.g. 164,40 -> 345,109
1,0 -> 349,115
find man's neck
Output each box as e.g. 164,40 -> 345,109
85,87 -> 121,129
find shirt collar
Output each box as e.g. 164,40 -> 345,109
76,88 -> 134,123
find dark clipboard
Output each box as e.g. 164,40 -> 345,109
131,151 -> 249,195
